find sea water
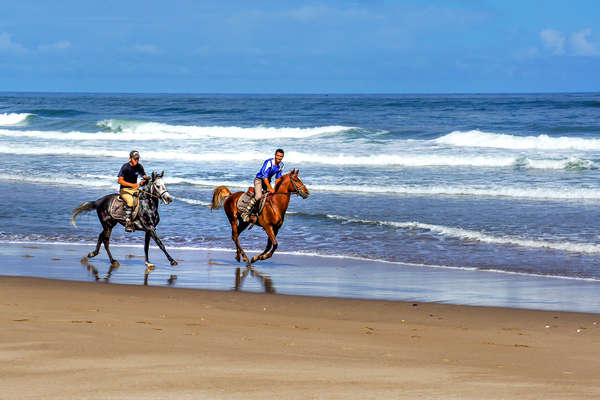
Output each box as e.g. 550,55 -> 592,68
1,92 -> 600,285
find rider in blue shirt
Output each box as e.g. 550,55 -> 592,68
241,148 -> 285,222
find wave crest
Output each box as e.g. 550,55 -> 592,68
436,130 -> 600,151
0,113 -> 33,126
97,119 -> 353,139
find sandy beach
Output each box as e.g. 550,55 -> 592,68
2,273 -> 599,399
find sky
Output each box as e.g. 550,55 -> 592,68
1,0 -> 599,93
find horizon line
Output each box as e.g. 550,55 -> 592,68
1,90 -> 600,96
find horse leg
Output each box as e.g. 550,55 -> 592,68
87,230 -> 104,258
262,225 -> 281,261
231,220 -> 250,265
144,231 -> 155,269
148,229 -> 178,266
251,225 -> 278,263
254,237 -> 273,262
101,225 -> 120,267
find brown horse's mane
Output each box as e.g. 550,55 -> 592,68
273,172 -> 292,192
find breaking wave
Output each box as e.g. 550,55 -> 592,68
326,215 -> 600,254
435,130 -> 600,151
97,119 -> 353,139
0,113 -> 33,126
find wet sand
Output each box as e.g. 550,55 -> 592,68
2,274 -> 600,399
3,241 -> 600,313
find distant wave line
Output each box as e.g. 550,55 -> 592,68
0,144 -> 595,170
0,122 -> 353,141
435,130 -> 600,151
326,214 -> 600,254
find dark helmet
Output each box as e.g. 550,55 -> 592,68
129,150 -> 140,159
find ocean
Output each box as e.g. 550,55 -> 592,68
2,92 -> 600,285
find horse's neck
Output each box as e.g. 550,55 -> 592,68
273,181 -> 292,212
141,186 -> 159,211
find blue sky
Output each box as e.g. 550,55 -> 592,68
1,0 -> 599,93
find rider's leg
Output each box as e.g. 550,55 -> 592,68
120,189 -> 136,232
241,178 -> 263,222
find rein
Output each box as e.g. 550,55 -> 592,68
139,184 -> 167,200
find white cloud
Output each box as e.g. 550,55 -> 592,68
0,32 -> 27,53
569,28 -> 600,56
38,40 -> 71,52
540,28 -> 600,57
131,44 -> 160,55
539,29 -> 565,55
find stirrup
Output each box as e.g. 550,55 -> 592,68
125,220 -> 134,232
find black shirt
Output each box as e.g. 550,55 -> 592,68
118,162 -> 146,189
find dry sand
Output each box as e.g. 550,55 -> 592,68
1,276 -> 599,399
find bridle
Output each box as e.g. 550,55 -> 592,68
289,176 -> 308,198
139,179 -> 168,201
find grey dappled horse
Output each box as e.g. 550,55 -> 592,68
71,171 -> 177,268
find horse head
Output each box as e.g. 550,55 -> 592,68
288,169 -> 310,199
147,170 -> 174,204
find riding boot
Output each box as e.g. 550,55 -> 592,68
241,198 -> 257,222
124,206 -> 135,232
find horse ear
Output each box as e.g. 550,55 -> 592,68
295,169 -> 300,175
152,171 -> 156,180
160,170 -> 164,178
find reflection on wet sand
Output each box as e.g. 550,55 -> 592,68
81,256 -> 176,286
234,266 -> 276,294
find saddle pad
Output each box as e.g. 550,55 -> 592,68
237,190 -> 253,212
237,190 -> 267,217
109,195 -> 140,221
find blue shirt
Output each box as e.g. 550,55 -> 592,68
256,158 -> 284,181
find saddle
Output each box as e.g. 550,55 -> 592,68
109,194 -> 141,222
237,187 -> 268,217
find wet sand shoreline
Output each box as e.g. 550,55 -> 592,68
2,274 -> 600,399
2,241 -> 600,313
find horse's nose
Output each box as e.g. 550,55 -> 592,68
164,194 -> 174,204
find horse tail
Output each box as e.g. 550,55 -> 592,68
211,186 -> 231,210
71,201 -> 97,228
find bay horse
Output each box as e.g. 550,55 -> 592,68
71,171 -> 178,268
211,169 -> 309,265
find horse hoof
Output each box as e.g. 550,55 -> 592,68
145,262 -> 155,271
111,260 -> 120,268
170,260 -> 178,266
87,252 -> 97,258
235,255 -> 241,263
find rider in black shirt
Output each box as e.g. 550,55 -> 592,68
118,150 -> 148,232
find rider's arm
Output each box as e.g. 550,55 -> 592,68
138,165 -> 148,186
118,176 -> 138,189
264,177 -> 274,193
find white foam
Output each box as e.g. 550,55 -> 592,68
97,119 -> 353,139
174,197 -> 212,207
312,184 -> 600,200
436,130 -> 600,151
4,172 -> 600,202
326,215 -> 600,254
1,143 -> 590,170
0,113 -> 32,126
